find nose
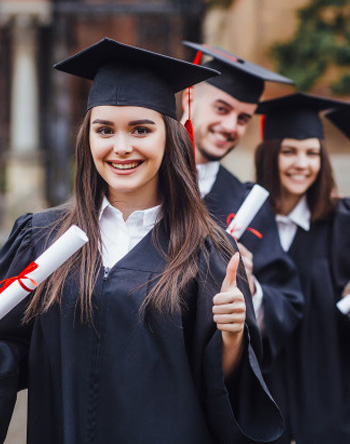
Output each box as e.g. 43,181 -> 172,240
221,114 -> 237,134
294,153 -> 308,168
113,134 -> 132,155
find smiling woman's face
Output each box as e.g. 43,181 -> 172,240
278,137 -> 321,202
89,105 -> 166,208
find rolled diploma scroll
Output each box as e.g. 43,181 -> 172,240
336,293 -> 350,315
226,184 -> 270,240
0,225 -> 88,320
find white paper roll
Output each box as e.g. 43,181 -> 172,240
336,293 -> 350,315
226,184 -> 269,240
0,225 -> 88,320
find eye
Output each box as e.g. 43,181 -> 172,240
213,104 -> 229,115
238,115 -> 250,125
280,148 -> 295,156
307,150 -> 320,157
96,126 -> 113,136
132,126 -> 152,136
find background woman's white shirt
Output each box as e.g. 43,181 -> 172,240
275,196 -> 311,252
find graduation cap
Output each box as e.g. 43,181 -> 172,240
182,41 -> 294,104
256,92 -> 348,140
325,107 -> 350,139
54,37 -> 220,120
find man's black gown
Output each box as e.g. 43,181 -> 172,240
263,198 -> 350,444
203,166 -> 304,371
0,208 -> 283,444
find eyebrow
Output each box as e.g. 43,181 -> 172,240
214,99 -> 233,110
214,100 -> 253,119
91,118 -> 156,126
239,113 -> 253,120
129,119 -> 156,126
92,119 -> 114,125
281,145 -> 320,151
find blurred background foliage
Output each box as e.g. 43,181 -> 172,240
270,0 -> 350,94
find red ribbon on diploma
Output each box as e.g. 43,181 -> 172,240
0,262 -> 39,293
226,213 -> 263,239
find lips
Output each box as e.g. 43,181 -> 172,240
286,173 -> 309,182
210,129 -> 234,145
108,160 -> 143,170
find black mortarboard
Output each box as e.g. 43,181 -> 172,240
325,107 -> 350,139
182,41 -> 294,104
54,37 -> 220,119
256,92 -> 348,140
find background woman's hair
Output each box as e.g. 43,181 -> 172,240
25,111 -> 235,322
255,138 -> 337,221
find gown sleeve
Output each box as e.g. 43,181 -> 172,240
331,198 -> 350,338
193,237 -> 284,443
332,198 -> 350,295
240,198 -> 304,372
0,214 -> 35,443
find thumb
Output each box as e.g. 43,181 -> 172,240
221,252 -> 239,292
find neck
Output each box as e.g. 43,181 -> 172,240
279,192 -> 303,216
107,189 -> 160,221
195,147 -> 210,165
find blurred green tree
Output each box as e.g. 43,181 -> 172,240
271,0 -> 350,95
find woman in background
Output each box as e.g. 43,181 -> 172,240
254,93 -> 350,444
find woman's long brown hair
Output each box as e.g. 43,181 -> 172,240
25,110 -> 234,322
255,138 -> 337,221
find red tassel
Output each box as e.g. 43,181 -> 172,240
193,50 -> 202,65
260,114 -> 266,141
183,51 -> 202,156
184,118 -> 195,151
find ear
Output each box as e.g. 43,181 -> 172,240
180,88 -> 192,122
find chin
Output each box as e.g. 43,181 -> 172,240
199,147 -> 227,162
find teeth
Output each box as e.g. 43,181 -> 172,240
111,161 -> 140,170
216,133 -> 227,142
289,174 -> 307,180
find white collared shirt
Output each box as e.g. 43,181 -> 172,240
276,196 -> 311,252
99,197 -> 161,268
196,161 -> 220,197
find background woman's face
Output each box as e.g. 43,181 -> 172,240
278,137 -> 321,199
89,105 -> 166,207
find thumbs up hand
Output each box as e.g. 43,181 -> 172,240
212,252 -> 246,375
213,252 -> 246,334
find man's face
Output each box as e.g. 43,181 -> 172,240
189,83 -> 257,164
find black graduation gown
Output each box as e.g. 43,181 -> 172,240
204,166 -> 304,371
263,198 -> 350,444
0,209 -> 283,444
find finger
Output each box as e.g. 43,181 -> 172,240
221,252 -> 240,292
238,242 -> 252,256
216,323 -> 245,334
212,301 -> 246,315
237,242 -> 249,256
213,313 -> 246,325
237,242 -> 253,263
213,289 -> 244,306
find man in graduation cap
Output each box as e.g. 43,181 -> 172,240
180,42 -> 304,376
